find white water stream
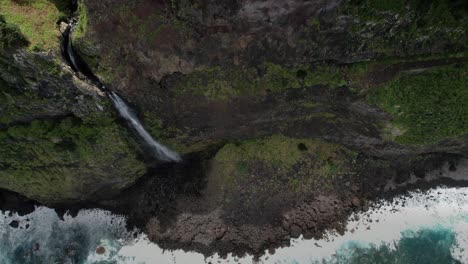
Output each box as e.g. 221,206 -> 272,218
66,25 -> 181,163
108,91 -> 181,162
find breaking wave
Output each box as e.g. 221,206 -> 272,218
1,187 -> 468,263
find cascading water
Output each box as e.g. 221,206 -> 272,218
108,91 -> 181,162
64,24 -> 181,163
66,27 -> 79,72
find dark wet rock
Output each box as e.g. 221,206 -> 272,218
9,220 -> 19,228
449,161 -> 457,171
414,169 -> 426,179
290,225 -> 303,238
351,185 -> 360,193
96,246 -> 106,255
351,197 -> 360,207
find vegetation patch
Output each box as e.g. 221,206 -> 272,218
210,135 -> 357,193
0,114 -> 146,202
143,111 -> 218,154
171,63 -> 346,100
0,0 -> 70,50
73,0 -> 88,40
0,53 -> 72,125
342,0 -> 466,58
368,64 -> 467,145
0,15 -> 28,50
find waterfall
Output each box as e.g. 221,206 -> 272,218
66,28 -> 80,72
64,24 -> 181,163
108,91 -> 182,162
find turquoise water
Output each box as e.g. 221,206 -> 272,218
322,227 -> 460,264
3,225 -> 462,264
1,187 -> 468,263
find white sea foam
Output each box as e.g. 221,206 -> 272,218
258,187 -> 468,264
117,187 -> 468,263
1,187 -> 468,263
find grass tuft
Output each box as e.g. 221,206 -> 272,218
0,0 -> 67,50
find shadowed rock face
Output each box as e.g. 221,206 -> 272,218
78,0 -> 465,84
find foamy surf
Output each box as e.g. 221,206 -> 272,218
1,187 -> 468,263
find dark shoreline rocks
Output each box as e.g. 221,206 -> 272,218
129,155 -> 467,258
1,154 -> 466,259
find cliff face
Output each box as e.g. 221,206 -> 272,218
0,2 -> 146,204
63,0 -> 467,255
73,0 -> 467,155
0,0 -> 467,256
0,0 -> 467,208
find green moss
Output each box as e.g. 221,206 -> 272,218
0,115 -> 146,203
0,55 -> 71,124
368,64 -> 468,145
0,0 -> 65,50
306,17 -> 321,30
171,63 -> 346,100
143,112 -> 164,138
302,101 -> 321,108
143,111 -> 219,154
303,66 -> 347,87
367,0 -> 405,12
73,0 -> 88,40
343,0 -> 466,58
211,135 -> 356,192
0,15 -> 29,50
424,0 -> 458,27
215,135 -> 308,168
32,55 -> 62,75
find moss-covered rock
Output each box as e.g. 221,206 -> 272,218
368,63 -> 468,145
0,2 -> 148,203
170,63 -> 346,101
0,114 -> 146,203
342,0 -> 466,58
0,50 -> 102,125
202,135 -> 358,221
209,135 -> 357,195
0,48 -> 147,203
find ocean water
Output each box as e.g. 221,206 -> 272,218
1,187 -> 468,264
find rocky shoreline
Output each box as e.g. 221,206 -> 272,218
2,154 -> 466,258
119,154 -> 468,258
